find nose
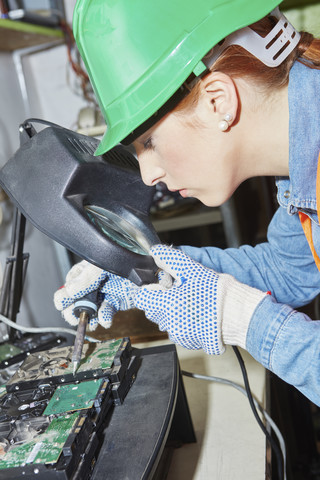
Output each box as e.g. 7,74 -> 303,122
138,152 -> 165,187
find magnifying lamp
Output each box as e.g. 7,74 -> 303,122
0,120 -> 160,286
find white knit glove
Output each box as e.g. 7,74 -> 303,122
54,260 -> 137,331
135,244 -> 268,354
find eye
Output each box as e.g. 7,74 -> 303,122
143,137 -> 155,151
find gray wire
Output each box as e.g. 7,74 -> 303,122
0,313 -> 101,343
182,370 -> 287,480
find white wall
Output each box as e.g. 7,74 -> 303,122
0,2 -> 87,334
0,53 -> 25,169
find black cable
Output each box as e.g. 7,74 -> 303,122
21,118 -> 65,131
232,345 -> 284,480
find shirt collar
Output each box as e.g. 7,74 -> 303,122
276,61 -> 320,214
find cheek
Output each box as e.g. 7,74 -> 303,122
199,184 -> 236,207
201,166 -> 241,206
156,145 -> 185,176
158,120 -> 240,206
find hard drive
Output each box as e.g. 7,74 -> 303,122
0,337 -> 138,478
0,385 -> 54,421
6,338 -> 132,392
0,412 -> 95,479
0,379 -> 113,478
0,333 -> 66,370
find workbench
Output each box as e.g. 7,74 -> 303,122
90,341 -> 267,480
165,343 -> 267,479
92,344 -> 196,479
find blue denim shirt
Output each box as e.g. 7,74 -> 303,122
181,61 -> 320,405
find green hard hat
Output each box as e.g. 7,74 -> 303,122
73,0 -> 281,155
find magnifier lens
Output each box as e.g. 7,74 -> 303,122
85,205 -> 151,255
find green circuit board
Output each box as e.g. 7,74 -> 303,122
77,338 -> 123,371
0,343 -> 23,361
6,338 -> 124,390
43,378 -> 104,415
0,413 -> 79,469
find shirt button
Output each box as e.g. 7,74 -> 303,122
284,190 -> 290,199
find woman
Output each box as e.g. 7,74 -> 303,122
55,0 -> 320,406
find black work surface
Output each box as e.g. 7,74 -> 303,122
92,344 -> 195,480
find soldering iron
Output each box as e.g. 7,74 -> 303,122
72,290 -> 99,374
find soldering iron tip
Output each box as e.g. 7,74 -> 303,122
73,361 -> 79,376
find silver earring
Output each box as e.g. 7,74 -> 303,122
218,113 -> 233,132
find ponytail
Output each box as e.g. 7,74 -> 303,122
298,33 -> 320,68
211,25 -> 320,91
175,14 -> 320,113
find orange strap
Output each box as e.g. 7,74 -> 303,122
299,152 -> 320,272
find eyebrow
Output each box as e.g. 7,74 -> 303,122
136,129 -> 154,145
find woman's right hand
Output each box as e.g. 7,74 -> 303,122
53,260 -> 137,331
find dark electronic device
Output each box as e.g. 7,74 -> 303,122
0,338 -> 136,479
0,120 -> 160,286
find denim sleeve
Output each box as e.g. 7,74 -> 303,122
246,295 -> 320,406
180,206 -> 320,308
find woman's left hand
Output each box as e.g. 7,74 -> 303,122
135,244 -> 268,354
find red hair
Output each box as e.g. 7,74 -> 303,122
175,14 -> 320,111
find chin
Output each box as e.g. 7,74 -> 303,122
197,194 -> 220,208
198,192 -> 232,208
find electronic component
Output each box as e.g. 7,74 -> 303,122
0,385 -> 54,421
0,415 -> 69,467
6,338 -> 132,392
0,413 -> 91,477
0,416 -> 51,460
43,379 -> 105,416
0,387 -> 6,400
0,344 -> 23,362
0,333 -> 66,370
0,363 -> 23,387
0,337 -> 138,478
0,379 -> 113,477
111,354 -> 140,406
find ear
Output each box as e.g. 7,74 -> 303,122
200,71 -> 239,127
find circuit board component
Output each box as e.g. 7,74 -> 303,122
0,413 -> 79,468
43,379 -> 104,415
0,344 -> 23,362
0,337 -> 137,478
6,338 -> 126,391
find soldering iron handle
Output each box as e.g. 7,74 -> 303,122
73,289 -> 99,319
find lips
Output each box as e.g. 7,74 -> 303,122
167,186 -> 188,197
178,189 -> 188,198
167,186 -> 189,198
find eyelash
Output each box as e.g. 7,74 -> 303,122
143,137 -> 155,150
